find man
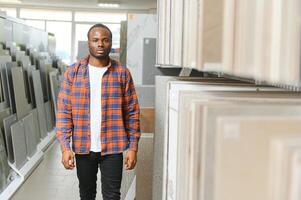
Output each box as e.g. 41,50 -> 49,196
56,23 -> 141,200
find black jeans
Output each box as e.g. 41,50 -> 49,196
75,152 -> 123,200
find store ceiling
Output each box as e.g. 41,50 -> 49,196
0,0 -> 157,11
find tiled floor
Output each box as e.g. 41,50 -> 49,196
10,133 -> 154,200
11,141 -> 103,200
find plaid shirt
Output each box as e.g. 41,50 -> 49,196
56,56 -> 141,155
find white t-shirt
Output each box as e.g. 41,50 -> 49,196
89,64 -> 108,152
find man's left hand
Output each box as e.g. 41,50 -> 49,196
124,150 -> 137,170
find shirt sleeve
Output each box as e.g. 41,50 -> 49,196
56,68 -> 73,152
122,68 -> 141,152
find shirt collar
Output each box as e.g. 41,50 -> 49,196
77,55 -> 114,71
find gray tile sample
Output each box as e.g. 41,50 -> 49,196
49,70 -> 59,115
5,62 -> 18,113
11,67 -> 30,120
0,128 -> 11,193
142,38 -> 163,85
30,108 -> 41,142
32,70 -> 48,138
44,101 -> 54,131
0,55 -> 12,106
17,55 -> 32,104
0,107 -> 11,129
27,65 -> 37,108
23,113 -> 38,158
11,120 -> 27,169
3,114 -> 17,163
38,61 -> 51,101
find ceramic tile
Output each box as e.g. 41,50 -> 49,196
290,150 -> 301,200
214,117 -> 301,200
32,70 -> 47,138
0,55 -> 12,106
268,137 -> 301,200
174,89 -> 301,200
3,114 -> 17,163
11,67 -> 30,120
167,80 -> 273,200
11,121 -> 27,169
5,62 -> 18,113
44,101 -> 54,131
49,70 -> 59,115
22,113 -> 38,158
30,108 -> 41,142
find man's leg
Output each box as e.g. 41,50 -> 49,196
100,153 -> 123,200
75,153 -> 99,200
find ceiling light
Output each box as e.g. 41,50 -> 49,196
97,0 -> 120,8
0,0 -> 21,3
97,2 -> 120,8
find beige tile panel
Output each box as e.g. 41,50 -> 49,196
290,150 -> 301,200
175,90 -> 301,200
215,117 -> 301,200
268,137 -> 301,200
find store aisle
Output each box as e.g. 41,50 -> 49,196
11,141 -> 103,200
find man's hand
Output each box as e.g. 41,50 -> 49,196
61,150 -> 75,170
124,150 -> 137,170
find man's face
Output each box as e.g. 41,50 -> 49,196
88,27 -> 112,60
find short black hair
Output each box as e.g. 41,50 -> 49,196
87,23 -> 112,40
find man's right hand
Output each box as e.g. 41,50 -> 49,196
61,150 -> 75,170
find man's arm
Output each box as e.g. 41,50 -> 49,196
122,68 -> 141,151
123,68 -> 141,170
56,69 -> 75,169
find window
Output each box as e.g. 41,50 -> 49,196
25,20 -> 45,30
46,21 -> 72,63
20,9 -> 72,21
75,12 -> 126,23
0,7 -> 17,18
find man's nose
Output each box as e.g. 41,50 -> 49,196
98,40 -> 104,47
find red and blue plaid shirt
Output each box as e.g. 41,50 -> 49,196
56,56 -> 141,155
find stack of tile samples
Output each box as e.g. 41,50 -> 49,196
0,46 -> 58,197
157,0 -> 301,88
162,79 -> 301,200
222,0 -> 301,87
164,79 -> 256,200
157,0 -> 223,69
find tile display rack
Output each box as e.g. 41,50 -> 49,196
0,129 -> 56,200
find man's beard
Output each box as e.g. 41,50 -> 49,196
89,49 -> 110,60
